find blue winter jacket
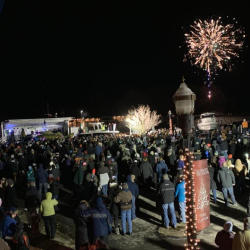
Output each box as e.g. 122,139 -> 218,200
95,145 -> 102,156
127,175 -> 139,197
37,164 -> 48,184
175,181 -> 185,202
2,215 -> 17,238
177,160 -> 184,170
80,197 -> 112,238
156,160 -> 168,180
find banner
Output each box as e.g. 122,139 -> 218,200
193,159 -> 210,231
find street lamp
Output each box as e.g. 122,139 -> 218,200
173,77 -> 196,147
173,77 -> 198,250
80,110 -> 83,118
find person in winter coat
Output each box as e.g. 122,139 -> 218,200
140,157 -> 153,185
232,217 -> 250,250
98,162 -> 110,197
166,147 -> 176,174
217,162 -> 237,206
208,163 -> 217,203
37,163 -> 48,200
73,161 -> 86,199
109,185 -> 121,235
5,179 -> 18,209
80,197 -> 112,245
215,221 -> 234,250
2,207 -> 18,239
130,160 -> 140,181
127,175 -> 139,220
81,169 -> 98,204
26,166 -> 35,186
107,158 -> 118,183
234,159 -> 247,194
74,200 -> 90,250
175,176 -> 186,223
156,157 -> 168,184
25,182 -> 40,211
219,138 -> 228,160
114,183 -> 133,235
40,192 -> 58,239
95,142 -> 103,162
158,174 -> 177,228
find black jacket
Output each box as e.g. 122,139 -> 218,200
217,167 -> 235,188
5,186 -> 18,209
158,180 -> 175,204
75,203 -> 89,248
208,166 -> 217,190
140,161 -> 153,181
220,140 -> 228,151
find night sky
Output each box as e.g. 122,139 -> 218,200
0,1 -> 249,120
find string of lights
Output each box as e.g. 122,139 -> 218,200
184,149 -> 200,250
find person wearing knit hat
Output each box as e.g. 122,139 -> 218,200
215,221 -> 234,250
218,156 -> 226,168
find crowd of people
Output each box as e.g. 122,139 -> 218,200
0,119 -> 249,249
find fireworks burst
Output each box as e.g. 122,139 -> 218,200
185,17 -> 245,76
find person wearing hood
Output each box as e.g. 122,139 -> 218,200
80,197 -> 112,246
232,217 -> 250,250
37,163 -> 48,200
156,156 -> 169,184
2,207 -> 18,240
74,200 -> 90,250
234,159 -> 247,195
215,221 -> 234,250
40,192 -> 58,239
217,162 -> 237,206
114,183 -> 133,235
127,175 -> 139,220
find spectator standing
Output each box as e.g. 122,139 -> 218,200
127,175 -> 139,220
40,192 -> 58,239
114,183 -> 133,235
158,174 -> 177,229
217,162 -> 237,206
175,176 -> 186,223
232,217 -> 250,250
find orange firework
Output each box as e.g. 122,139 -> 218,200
185,17 -> 245,75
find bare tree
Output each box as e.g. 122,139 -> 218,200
125,105 -> 161,135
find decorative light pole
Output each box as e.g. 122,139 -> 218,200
168,110 -> 173,135
173,77 -> 199,250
